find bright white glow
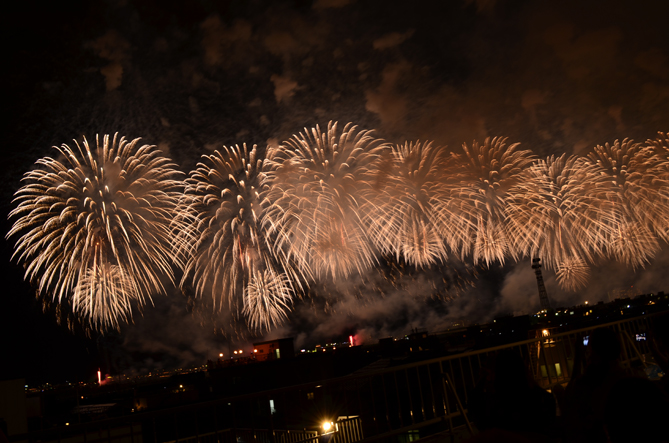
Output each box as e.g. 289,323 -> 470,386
322,421 -> 333,432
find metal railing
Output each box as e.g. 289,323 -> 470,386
10,312 -> 663,443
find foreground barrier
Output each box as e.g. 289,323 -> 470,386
10,312 -> 663,443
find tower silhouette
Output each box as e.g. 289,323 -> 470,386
532,258 -> 551,310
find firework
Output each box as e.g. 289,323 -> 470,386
442,137 -> 535,266
643,131 -> 669,241
264,122 -> 389,280
243,269 -> 293,330
74,263 -> 137,327
555,256 -> 590,292
365,141 -> 460,267
506,154 -> 612,290
173,143 -> 295,330
583,139 -> 663,267
7,134 -> 183,330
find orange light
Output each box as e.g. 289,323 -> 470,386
234,350 -> 238,355
219,353 -> 223,357
254,349 -> 258,353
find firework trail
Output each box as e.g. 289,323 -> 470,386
583,139 -> 665,267
442,137 -> 535,266
173,144 -> 295,330
264,122 -> 389,280
365,141 -> 461,267
7,134 -> 183,330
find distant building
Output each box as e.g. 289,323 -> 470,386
253,338 -> 295,361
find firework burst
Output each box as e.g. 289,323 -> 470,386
243,269 -> 293,331
506,154 -> 611,290
444,137 -> 535,266
7,134 -> 183,330
583,139 -> 663,267
365,141 -> 458,267
555,256 -> 590,292
173,143 -> 294,330
642,131 -> 669,241
264,122 -> 389,280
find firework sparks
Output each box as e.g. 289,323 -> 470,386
506,154 -> 612,290
584,139 -> 663,267
10,123 -> 669,331
243,269 -> 293,331
444,137 -> 535,266
365,141 -> 459,267
556,256 -> 590,292
173,143 -> 295,330
7,134 -> 183,330
264,122 -> 389,280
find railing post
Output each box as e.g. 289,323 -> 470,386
392,372 -> 403,428
267,394 -> 275,443
539,340 -> 553,387
442,372 -> 474,436
369,377 -> 379,434
194,410 -> 200,443
380,374 -> 391,431
174,412 -> 180,443
426,363 -> 437,418
623,330 -> 647,369
415,367 -> 426,421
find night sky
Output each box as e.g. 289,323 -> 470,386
2,0 -> 669,384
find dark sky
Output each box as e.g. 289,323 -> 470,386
2,0 -> 669,384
